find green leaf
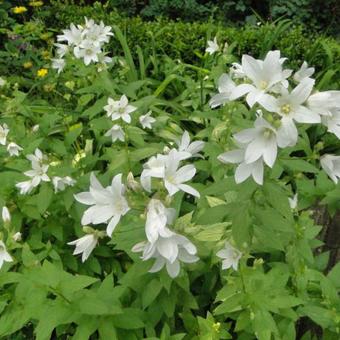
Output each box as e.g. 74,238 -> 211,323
328,262 -> 340,288
214,293 -> 243,315
195,222 -> 230,242
82,96 -> 107,118
142,279 -> 162,309
298,305 -> 334,328
280,159 -> 319,173
37,183 -> 54,214
232,203 -> 252,247
112,308 -> 144,329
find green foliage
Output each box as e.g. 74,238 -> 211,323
0,3 -> 339,340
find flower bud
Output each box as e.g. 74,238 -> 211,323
2,206 -> 11,224
12,232 -> 22,242
127,172 -> 141,192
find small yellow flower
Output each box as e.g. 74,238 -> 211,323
12,6 -> 27,14
37,68 -> 48,78
29,1 -> 44,7
23,61 -> 33,69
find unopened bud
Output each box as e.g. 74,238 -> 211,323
2,206 -> 11,224
127,172 -> 141,192
12,232 -> 22,242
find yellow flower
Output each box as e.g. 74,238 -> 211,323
23,61 -> 33,69
37,68 -> 48,77
12,6 -> 27,14
29,1 -> 43,6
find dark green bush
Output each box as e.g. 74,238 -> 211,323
48,0 -> 340,35
42,2 -> 340,78
2,1 -> 340,87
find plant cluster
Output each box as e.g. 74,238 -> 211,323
0,15 -> 339,340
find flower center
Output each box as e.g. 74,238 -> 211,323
260,80 -> 268,90
281,104 -> 291,115
232,250 -> 240,259
263,128 -> 274,139
118,107 -> 126,114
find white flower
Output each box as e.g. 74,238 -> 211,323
209,74 -> 236,108
57,23 -> 83,46
54,43 -> 69,57
51,58 -> 66,74
104,95 -> 136,123
145,199 -> 175,243
140,150 -> 197,195
26,148 -> 46,165
68,234 -> 98,262
12,232 -> 22,242
322,108 -> 340,138
140,154 -> 169,192
74,173 -> 130,237
56,19 -> 113,67
7,142 -> 23,157
83,18 -> 113,45
230,62 -> 245,79
271,78 -> 320,147
288,193 -> 298,209
16,179 -> 37,195
230,50 -> 292,110
24,162 -> 50,183
139,111 -> 156,129
218,149 -> 264,185
132,233 -> 199,278
97,54 -> 112,72
163,150 -> 200,197
0,123 -> 9,145
0,77 -> 5,87
233,117 -> 280,168
320,154 -> 340,184
217,241 -> 242,270
206,37 -> 219,55
176,131 -> 205,158
16,148 -> 49,194
104,124 -> 125,142
2,206 -> 11,223
0,241 -> 12,269
74,41 -> 102,65
293,61 -> 314,82
52,176 -> 76,193
307,90 -> 340,117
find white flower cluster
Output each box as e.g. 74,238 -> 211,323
211,50 -> 340,184
52,17 -> 113,73
69,130 -> 206,277
16,148 -> 75,195
74,173 -> 130,238
103,95 -> 156,143
141,131 -> 204,197
132,199 -> 199,278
